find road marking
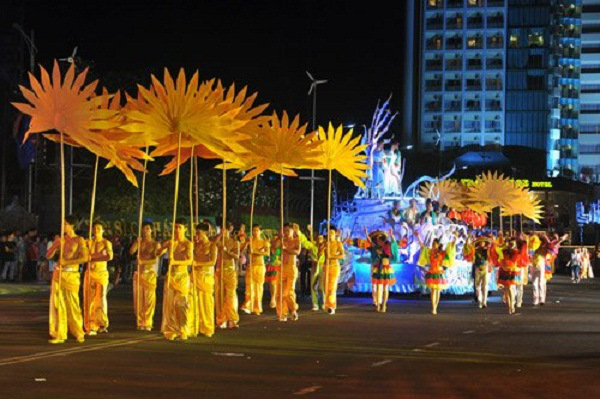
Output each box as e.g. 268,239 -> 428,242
371,359 -> 392,367
0,336 -> 160,367
463,330 -> 475,334
294,385 -> 322,395
424,342 -> 439,348
212,352 -> 245,357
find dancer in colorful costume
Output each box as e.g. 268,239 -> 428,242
46,215 -> 88,344
160,219 -> 193,340
216,223 -> 240,329
191,222 -> 217,337
371,231 -> 396,313
494,237 -> 528,314
417,234 -> 455,315
84,221 -> 113,335
324,227 -> 345,315
472,235 -> 493,308
265,233 -> 281,309
130,222 -> 161,331
297,226 -> 325,311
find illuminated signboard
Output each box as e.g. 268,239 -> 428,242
458,178 -> 552,189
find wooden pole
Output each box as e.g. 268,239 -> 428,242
220,159 -> 226,320
84,155 -> 99,332
135,146 -> 149,328
279,167 -> 284,317
248,176 -> 258,311
189,146 -> 197,335
168,132 -> 183,296
194,154 -> 199,225
325,168 -> 332,308
57,130 -> 65,301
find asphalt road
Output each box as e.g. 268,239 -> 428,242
1,275 -> 599,398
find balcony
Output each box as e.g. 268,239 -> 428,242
561,110 -> 579,119
446,36 -> 463,50
486,59 -> 503,69
581,84 -> 600,93
486,100 -> 502,111
486,36 -> 504,49
580,124 -> 600,134
427,16 -> 444,30
466,80 -> 482,91
425,59 -> 443,71
424,122 -> 442,133
425,101 -> 442,112
466,36 -> 483,49
486,79 -> 503,90
445,59 -> 463,70
581,103 -> 600,112
444,101 -> 462,112
561,88 -> 580,98
579,144 -> 600,154
465,100 -> 481,111
445,82 -> 462,91
561,127 -> 579,139
487,16 -> 504,28
426,37 -> 443,50
444,122 -> 462,133
467,16 -> 483,29
425,81 -> 443,91
447,0 -> 463,8
487,0 -> 504,6
467,59 -> 483,70
485,122 -> 502,133
467,0 -> 483,6
464,121 -> 482,132
426,0 -> 443,9
446,17 -> 463,29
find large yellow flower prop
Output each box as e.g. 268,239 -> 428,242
238,111 -> 322,180
316,124 -> 368,188
418,179 -> 464,209
467,170 -> 519,210
503,187 -> 543,223
12,61 -> 119,155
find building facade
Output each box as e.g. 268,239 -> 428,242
418,0 -> 600,182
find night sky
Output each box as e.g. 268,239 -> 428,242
23,0 -> 407,134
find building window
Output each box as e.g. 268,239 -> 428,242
509,34 -> 519,48
467,0 -> 482,6
528,33 -> 544,48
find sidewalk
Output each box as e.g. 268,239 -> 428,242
0,282 -> 50,296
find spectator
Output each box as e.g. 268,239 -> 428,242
567,249 -> 581,283
15,231 -> 26,282
0,232 -> 6,278
25,229 -> 39,281
1,232 -> 18,282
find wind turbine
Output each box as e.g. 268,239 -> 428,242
59,46 -> 78,65
305,71 -> 328,236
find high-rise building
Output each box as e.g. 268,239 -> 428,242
579,0 -> 600,182
420,0 -> 508,151
417,0 -> 600,183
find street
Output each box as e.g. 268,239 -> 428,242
1,275 -> 599,398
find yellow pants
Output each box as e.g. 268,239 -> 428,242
161,267 -> 190,340
242,265 -> 253,310
189,267 -> 215,337
276,263 -> 298,318
133,267 -> 157,329
215,267 -> 239,325
324,265 -> 340,310
49,270 -> 85,341
83,268 -> 109,332
250,265 -> 266,314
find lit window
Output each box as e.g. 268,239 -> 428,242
468,0 -> 481,5
509,34 -> 519,48
528,33 -> 544,47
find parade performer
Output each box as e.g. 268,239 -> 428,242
216,224 -> 240,329
417,234 -> 455,315
241,224 -> 270,315
372,231 -> 396,313
278,224 -> 300,321
265,233 -> 282,309
238,225 -> 252,314
130,222 -> 161,331
472,236 -> 493,308
190,222 -> 217,337
297,226 -> 325,311
84,221 -> 113,335
160,219 -> 193,341
515,233 -> 537,308
403,199 -> 420,226
46,215 -> 88,344
496,238 -> 528,314
324,227 -> 345,315
371,141 -> 385,199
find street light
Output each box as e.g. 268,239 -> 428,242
12,24 -> 37,213
306,71 -> 328,234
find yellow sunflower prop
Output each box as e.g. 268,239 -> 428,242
467,170 -> 519,230
418,179 -> 465,210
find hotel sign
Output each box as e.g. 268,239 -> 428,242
458,178 -> 553,189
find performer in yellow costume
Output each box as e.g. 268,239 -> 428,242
160,219 -> 193,341
216,223 -> 240,329
84,221 -> 113,335
278,224 -> 300,322
46,215 -> 88,344
130,222 -> 161,331
242,224 -> 270,315
190,222 -> 217,337
324,227 -> 345,315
